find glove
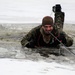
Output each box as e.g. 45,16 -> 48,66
52,4 -> 61,12
26,40 -> 35,48
58,33 -> 66,44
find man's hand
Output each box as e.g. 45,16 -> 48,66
26,40 -> 35,48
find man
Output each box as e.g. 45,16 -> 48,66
21,16 -> 73,48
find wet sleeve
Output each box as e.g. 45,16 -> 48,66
21,30 -> 36,47
63,32 -> 73,47
59,32 -> 73,47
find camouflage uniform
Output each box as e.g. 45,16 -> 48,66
21,26 -> 73,48
21,12 -> 73,48
54,12 -> 73,46
54,12 -> 65,32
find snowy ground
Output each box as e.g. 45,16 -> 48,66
0,58 -> 75,75
0,23 -> 75,75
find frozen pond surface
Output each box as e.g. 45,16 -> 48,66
0,23 -> 75,75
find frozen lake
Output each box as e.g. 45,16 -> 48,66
0,0 -> 75,74
0,23 -> 75,75
0,23 -> 75,59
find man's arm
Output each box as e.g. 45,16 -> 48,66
21,29 -> 36,48
21,25 -> 41,48
58,31 -> 73,47
63,32 -> 73,47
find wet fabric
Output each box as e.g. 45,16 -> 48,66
21,25 -> 73,48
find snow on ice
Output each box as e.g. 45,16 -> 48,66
0,58 -> 75,75
0,0 -> 75,75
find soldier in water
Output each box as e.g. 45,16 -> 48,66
21,4 -> 73,57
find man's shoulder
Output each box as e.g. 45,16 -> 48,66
30,25 -> 42,32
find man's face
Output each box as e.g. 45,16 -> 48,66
42,25 -> 53,35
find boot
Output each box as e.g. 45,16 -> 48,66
54,12 -> 65,30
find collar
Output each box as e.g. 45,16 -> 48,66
40,28 -> 52,44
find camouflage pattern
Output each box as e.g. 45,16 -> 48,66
63,33 -> 73,47
54,12 -> 65,32
21,25 -> 73,48
53,12 -> 73,46
21,12 -> 73,48
21,25 -> 41,47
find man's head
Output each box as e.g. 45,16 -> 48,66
42,16 -> 54,35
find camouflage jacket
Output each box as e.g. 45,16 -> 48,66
21,25 -> 73,48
